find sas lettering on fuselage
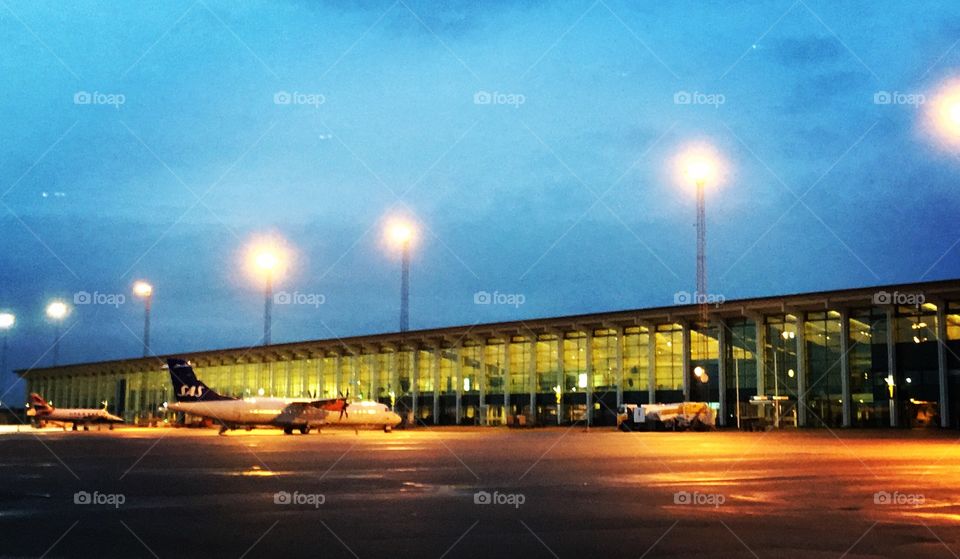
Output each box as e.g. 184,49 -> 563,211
179,385 -> 205,397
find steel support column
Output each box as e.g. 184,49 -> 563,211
886,308 -> 898,428
432,346 -> 440,425
411,348 -> 419,423
681,323 -> 691,401
503,340 -> 511,422
840,309 -> 852,427
556,335 -> 564,425
937,302 -> 951,428
334,353 -> 342,397
529,336 -> 537,425
796,313 -> 807,427
585,329 -> 594,426
647,327 -> 656,404
717,319 -> 728,427
615,327 -> 624,409
454,344 -> 463,424
755,317 -> 766,395
370,350 -> 379,402
479,343 -> 487,425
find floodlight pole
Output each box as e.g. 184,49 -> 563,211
400,240 -> 410,332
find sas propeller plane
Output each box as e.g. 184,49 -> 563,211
164,358 -> 401,435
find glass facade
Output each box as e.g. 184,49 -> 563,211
19,286 -> 960,429
654,323 -> 683,399
723,318 -> 758,426
849,308 -> 890,427
805,311 -> 844,428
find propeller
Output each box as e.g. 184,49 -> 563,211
338,391 -> 350,420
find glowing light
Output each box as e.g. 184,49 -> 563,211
257,388 -> 265,396
46,300 -> 69,321
385,218 -> 416,248
675,143 -> 724,188
926,78 -> 960,148
787,369 -> 795,378
693,366 -> 705,377
686,159 -> 714,185
132,281 -> 153,298
255,251 -> 278,271
0,312 -> 14,330
578,373 -> 588,389
243,235 -> 292,284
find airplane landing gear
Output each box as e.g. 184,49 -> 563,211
83,425 -> 89,431
299,426 -> 310,435
218,424 -> 229,436
72,423 -> 78,431
384,425 -> 392,433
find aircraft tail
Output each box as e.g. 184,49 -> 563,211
29,393 -> 53,414
167,359 -> 234,402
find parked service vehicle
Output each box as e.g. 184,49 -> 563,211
617,402 -> 716,431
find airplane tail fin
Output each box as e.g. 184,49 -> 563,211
166,359 -> 234,402
29,393 -> 53,413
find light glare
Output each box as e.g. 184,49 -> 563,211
133,281 -> 153,298
675,143 -> 724,188
46,301 -> 69,320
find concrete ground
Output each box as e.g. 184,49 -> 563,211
0,426 -> 958,558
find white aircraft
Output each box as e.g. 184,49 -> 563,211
164,358 -> 402,435
27,393 -> 124,431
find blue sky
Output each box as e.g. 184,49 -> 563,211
2,0 -> 960,402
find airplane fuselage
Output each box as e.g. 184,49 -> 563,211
167,397 -> 401,430
32,408 -> 124,425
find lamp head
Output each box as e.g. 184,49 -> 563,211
46,301 -> 69,321
132,281 -> 153,298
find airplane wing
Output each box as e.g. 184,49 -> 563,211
306,397 -> 347,411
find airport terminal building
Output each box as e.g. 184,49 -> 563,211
16,279 -> 960,430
